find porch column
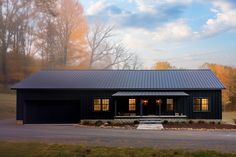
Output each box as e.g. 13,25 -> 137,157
114,99 -> 117,116
140,99 -> 143,116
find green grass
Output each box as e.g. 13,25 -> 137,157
0,93 -> 16,119
0,141 -> 235,157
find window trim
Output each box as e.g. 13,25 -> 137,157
193,97 -> 210,112
93,98 -> 110,112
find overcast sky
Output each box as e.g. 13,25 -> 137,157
80,0 -> 236,68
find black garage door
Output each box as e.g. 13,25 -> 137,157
24,100 -> 80,124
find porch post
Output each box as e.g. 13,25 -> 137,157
140,99 -> 143,116
159,103 -> 161,116
114,99 -> 117,116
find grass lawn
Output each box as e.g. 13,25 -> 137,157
0,141 -> 235,157
222,112 -> 236,124
0,93 -> 16,120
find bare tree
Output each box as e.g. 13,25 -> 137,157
0,0 -> 36,86
87,23 -> 141,69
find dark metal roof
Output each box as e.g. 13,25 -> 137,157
112,91 -> 189,96
12,69 -> 225,90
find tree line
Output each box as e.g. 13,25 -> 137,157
0,0 -> 141,87
153,61 -> 236,111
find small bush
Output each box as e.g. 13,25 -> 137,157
234,119 -> 236,124
82,121 -> 90,125
107,121 -> 113,125
134,120 -> 139,125
218,121 -> 221,125
189,120 -> 193,124
198,120 -> 205,124
95,120 -> 103,126
210,121 -> 215,125
163,120 -> 168,124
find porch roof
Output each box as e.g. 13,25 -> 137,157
112,91 -> 189,97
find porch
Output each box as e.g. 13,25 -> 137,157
113,91 -> 189,118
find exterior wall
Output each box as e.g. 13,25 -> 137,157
16,89 -> 222,123
185,90 -> 222,119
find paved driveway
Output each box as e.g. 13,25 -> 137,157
0,119 -> 236,152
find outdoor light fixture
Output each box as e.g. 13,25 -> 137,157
156,99 -> 162,105
142,99 -> 148,105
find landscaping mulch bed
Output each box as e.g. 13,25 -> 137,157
163,123 -> 236,130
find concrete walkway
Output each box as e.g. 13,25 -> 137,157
137,124 -> 163,130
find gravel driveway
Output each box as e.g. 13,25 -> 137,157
0,119 -> 236,152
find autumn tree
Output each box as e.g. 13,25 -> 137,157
35,0 -> 87,69
202,63 -> 236,110
153,61 -> 174,70
0,0 -> 37,86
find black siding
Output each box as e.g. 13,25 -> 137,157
16,89 -> 222,123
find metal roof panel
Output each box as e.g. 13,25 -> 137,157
11,69 -> 225,90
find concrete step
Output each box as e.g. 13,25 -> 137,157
137,124 -> 163,130
139,119 -> 162,124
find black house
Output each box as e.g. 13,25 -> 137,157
12,70 -> 225,124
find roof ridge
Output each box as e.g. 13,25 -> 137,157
40,69 -> 211,72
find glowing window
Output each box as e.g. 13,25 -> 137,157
193,98 -> 201,111
193,98 -> 209,112
102,99 -> 109,111
94,99 -> 101,111
201,98 -> 209,111
129,99 -> 136,111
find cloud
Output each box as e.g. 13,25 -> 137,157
121,20 -> 193,52
86,1 -> 108,15
153,20 -> 193,42
86,0 -> 188,30
122,4 -> 185,29
199,0 -> 236,37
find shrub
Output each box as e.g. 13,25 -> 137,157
210,121 -> 215,125
95,120 -> 103,126
82,121 -> 90,125
107,121 -> 113,125
218,121 -> 221,125
188,120 -> 193,124
198,120 -> 205,124
163,120 -> 168,124
134,120 -> 139,125
234,119 -> 236,124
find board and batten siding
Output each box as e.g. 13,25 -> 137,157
16,89 -> 222,122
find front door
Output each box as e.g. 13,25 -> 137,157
142,99 -> 157,115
